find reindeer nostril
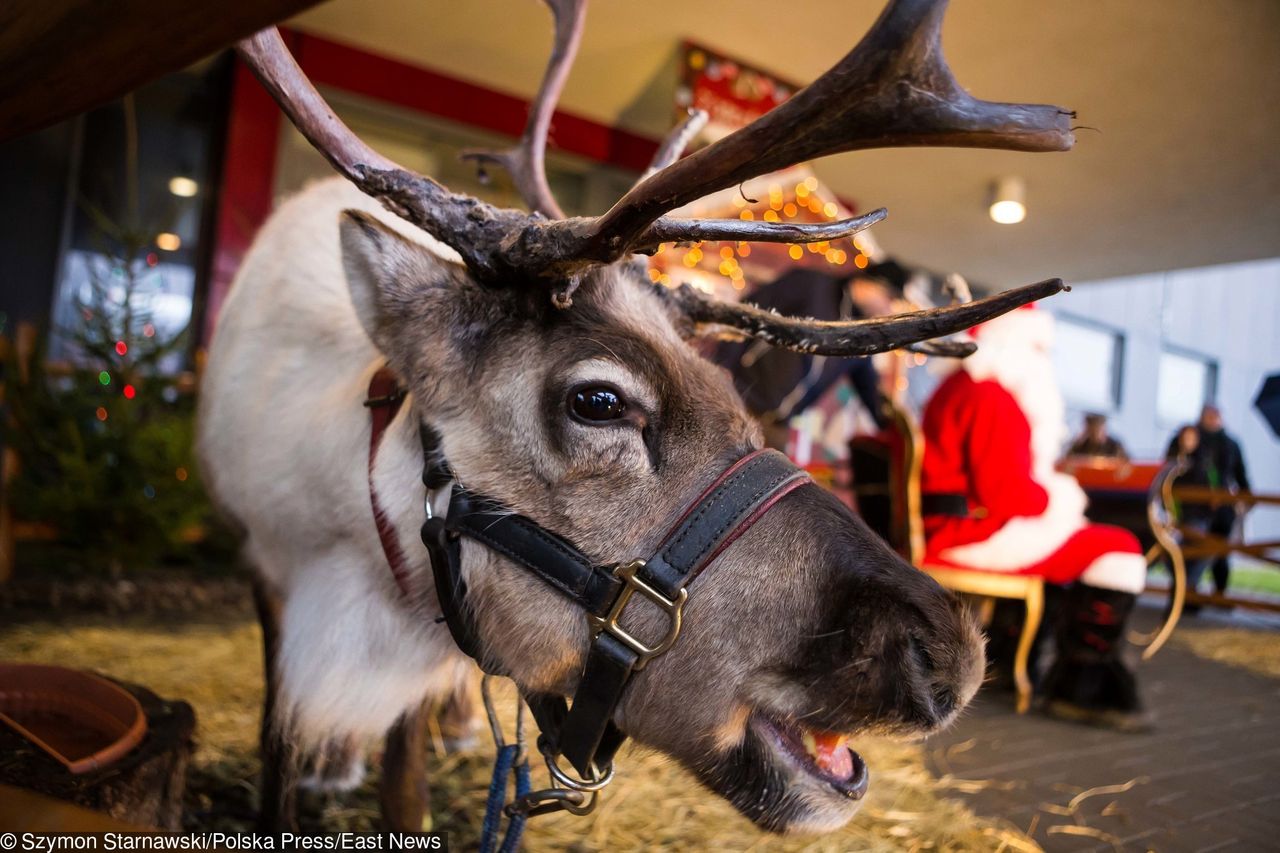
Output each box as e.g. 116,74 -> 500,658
908,634 -> 958,720
908,634 -> 936,676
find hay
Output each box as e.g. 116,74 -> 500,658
1173,625 -> 1280,679
0,614 -> 1036,850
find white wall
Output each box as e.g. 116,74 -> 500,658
1047,258 -> 1280,540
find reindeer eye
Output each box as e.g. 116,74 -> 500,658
570,386 -> 627,423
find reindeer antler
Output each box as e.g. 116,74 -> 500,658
237,28 -> 536,284
671,279 -> 1067,357
459,0 -> 585,218
236,0 -> 1074,349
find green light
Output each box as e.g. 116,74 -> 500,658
99,371 -> 111,386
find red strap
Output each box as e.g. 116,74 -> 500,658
367,367 -> 413,597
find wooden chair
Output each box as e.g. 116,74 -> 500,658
851,402 -> 1044,713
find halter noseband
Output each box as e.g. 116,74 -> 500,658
366,367 -> 811,814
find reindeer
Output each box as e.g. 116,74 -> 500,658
198,0 -> 1075,835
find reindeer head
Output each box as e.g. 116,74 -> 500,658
239,0 -> 1073,833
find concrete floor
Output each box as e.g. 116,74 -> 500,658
924,602 -> 1280,852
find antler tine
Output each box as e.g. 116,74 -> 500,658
459,0 -> 586,219
670,278 -> 1068,357
905,340 -> 976,357
566,0 -> 1074,260
631,207 -> 886,255
641,109 -> 709,181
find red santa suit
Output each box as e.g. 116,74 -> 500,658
920,307 -> 1146,594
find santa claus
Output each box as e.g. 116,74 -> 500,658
921,305 -> 1150,730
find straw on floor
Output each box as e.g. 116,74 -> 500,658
0,614 -> 1038,851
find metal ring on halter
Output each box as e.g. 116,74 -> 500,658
540,740 -> 615,793
480,675 -> 531,765
424,482 -> 452,522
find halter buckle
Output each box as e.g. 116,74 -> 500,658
587,559 -> 687,670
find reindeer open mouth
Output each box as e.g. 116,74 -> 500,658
757,712 -> 870,794
694,711 -> 876,833
755,718 -> 869,800
697,690 -> 944,830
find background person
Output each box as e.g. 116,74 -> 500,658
1165,405 -> 1251,597
1067,412 -> 1129,460
1165,424 -> 1215,610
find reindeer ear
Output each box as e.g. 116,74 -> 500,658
340,211 -> 419,348
340,208 -> 518,368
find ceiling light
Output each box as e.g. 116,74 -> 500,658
168,176 -> 199,197
989,176 -> 1026,225
156,232 -> 182,251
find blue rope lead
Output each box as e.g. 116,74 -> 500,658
498,757 -> 532,853
480,744 -> 531,853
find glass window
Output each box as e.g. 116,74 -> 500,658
1157,349 -> 1217,426
48,60 -> 228,372
1052,316 -> 1123,412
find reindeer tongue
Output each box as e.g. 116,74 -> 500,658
802,730 -> 854,780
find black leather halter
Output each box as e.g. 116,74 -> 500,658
415,423 -> 810,804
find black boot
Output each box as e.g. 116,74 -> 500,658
1041,584 -> 1152,732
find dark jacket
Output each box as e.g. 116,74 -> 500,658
1166,434 -> 1214,524
714,268 -> 886,428
1164,427 -> 1250,492
1198,428 -> 1250,492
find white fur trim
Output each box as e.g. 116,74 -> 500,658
961,310 -> 1066,478
939,474 -> 1087,570
1080,552 -> 1148,595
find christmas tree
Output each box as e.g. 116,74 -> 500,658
2,98 -> 222,576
